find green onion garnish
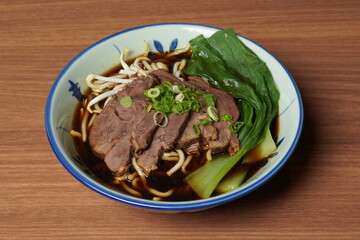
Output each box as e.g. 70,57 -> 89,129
203,93 -> 216,107
163,81 -> 173,88
147,88 -> 161,98
229,121 -> 244,133
207,106 -> 219,121
144,82 -> 218,116
146,104 -> 153,112
172,85 -> 181,94
120,96 -> 132,108
192,124 -> 201,136
220,113 -> 233,121
200,119 -> 213,126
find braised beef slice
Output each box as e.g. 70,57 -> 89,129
151,69 -> 183,85
89,69 -> 240,176
137,112 -> 190,174
184,142 -> 201,156
152,70 -> 240,154
89,75 -> 159,174
134,70 -> 192,174
187,76 -> 240,154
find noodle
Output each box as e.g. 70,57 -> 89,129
121,181 -> 142,197
81,109 -> 89,142
181,155 -> 193,175
70,130 -> 82,138
167,149 -> 185,176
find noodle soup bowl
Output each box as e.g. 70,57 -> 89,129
45,23 -> 303,212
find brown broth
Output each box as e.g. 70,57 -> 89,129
71,52 -> 279,201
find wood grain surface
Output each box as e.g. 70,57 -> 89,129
1,0 -> 359,239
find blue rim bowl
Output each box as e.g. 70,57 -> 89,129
45,23 -> 303,212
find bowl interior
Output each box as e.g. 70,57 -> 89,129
45,23 -> 303,211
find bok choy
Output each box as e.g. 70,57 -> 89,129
183,29 -> 280,198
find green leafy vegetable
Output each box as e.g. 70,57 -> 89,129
183,29 -> 279,198
215,164 -> 250,194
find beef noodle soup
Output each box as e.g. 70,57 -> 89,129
70,35 -> 279,201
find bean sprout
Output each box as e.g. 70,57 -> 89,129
178,59 -> 187,71
166,43 -> 191,57
156,62 -> 169,71
142,60 -> 153,71
120,48 -> 131,71
151,62 -> 159,70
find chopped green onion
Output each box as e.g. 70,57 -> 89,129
120,96 -> 132,108
200,119 -> 213,126
203,93 -> 216,107
144,82 -> 217,116
163,81 -> 172,88
191,101 -> 202,112
207,106 -> 219,121
153,111 -> 168,127
192,124 -> 201,136
189,86 -> 196,92
172,104 -> 183,114
175,93 -> 184,102
229,121 -> 244,133
172,85 -> 181,94
147,88 -> 161,98
220,113 -> 233,121
146,104 -> 153,112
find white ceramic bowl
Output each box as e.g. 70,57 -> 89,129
45,23 -> 303,212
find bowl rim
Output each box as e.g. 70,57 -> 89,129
45,23 -> 304,211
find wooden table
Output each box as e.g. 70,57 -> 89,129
1,0 -> 359,239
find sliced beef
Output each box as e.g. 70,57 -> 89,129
151,69 -> 183,85
89,69 -> 240,177
187,76 -> 240,154
184,142 -> 201,156
89,75 -> 159,175
137,112 -> 190,174
135,70 -> 192,174
177,111 -> 205,149
152,70 -> 240,154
